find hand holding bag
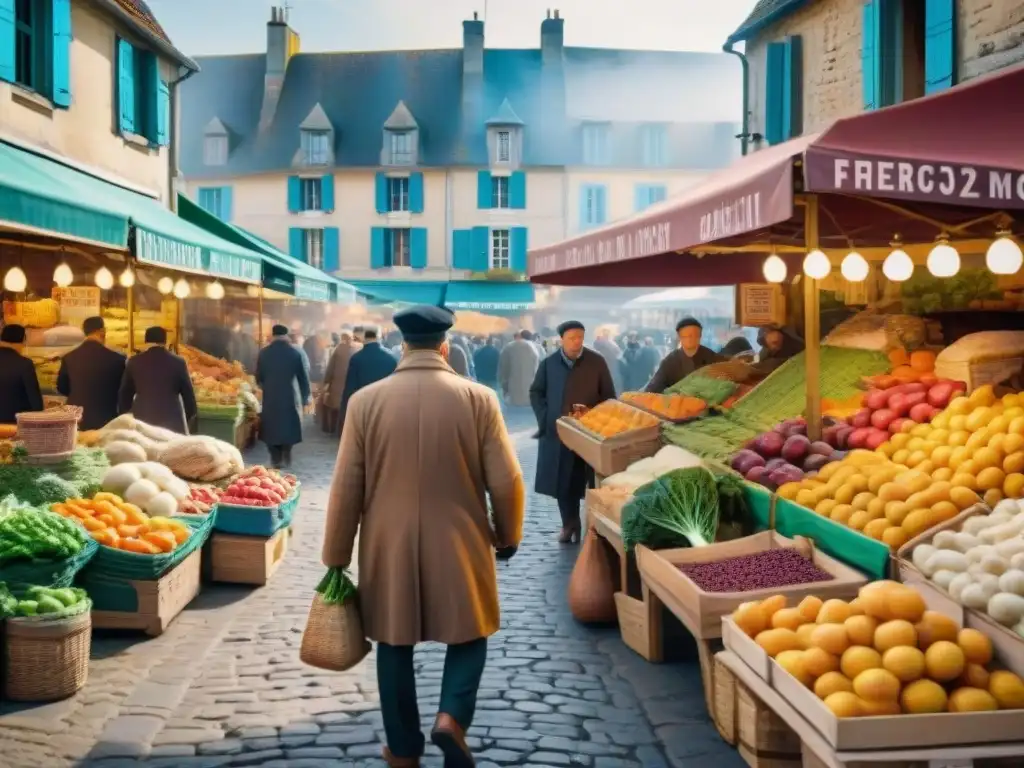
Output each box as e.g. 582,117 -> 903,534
299,567 -> 371,671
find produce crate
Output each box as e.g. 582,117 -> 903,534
0,537 -> 99,590
713,652 -> 737,745
209,527 -> 288,585
800,748 -> 927,768
735,677 -> 802,767
635,532 -> 868,640
555,415 -> 661,477
214,484 -> 301,536
84,548 -> 202,636
698,636 -> 725,721
196,410 -> 244,445
617,395 -> 707,424
87,513 -> 214,581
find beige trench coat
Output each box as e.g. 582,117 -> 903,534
498,340 -> 540,408
322,340 -> 362,410
322,350 -> 525,646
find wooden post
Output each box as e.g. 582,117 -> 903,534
803,194 -> 822,442
257,284 -> 265,348
127,277 -> 135,357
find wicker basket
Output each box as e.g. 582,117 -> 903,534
4,606 -> 91,702
15,406 -> 82,457
300,593 -> 371,672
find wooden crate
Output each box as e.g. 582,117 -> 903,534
90,549 -> 201,637
800,748 -> 926,768
555,415 -> 661,477
713,652 -> 737,745
697,638 -> 724,723
736,679 -> 802,768
210,528 -> 288,585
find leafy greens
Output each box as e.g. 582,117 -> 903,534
620,466 -> 720,553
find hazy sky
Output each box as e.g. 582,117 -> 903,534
148,0 -> 758,56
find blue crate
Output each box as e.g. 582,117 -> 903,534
213,483 -> 300,536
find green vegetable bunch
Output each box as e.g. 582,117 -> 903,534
621,466 -> 721,553
315,567 -> 357,605
665,374 -> 737,406
0,496 -> 87,563
0,448 -> 108,506
0,582 -> 89,617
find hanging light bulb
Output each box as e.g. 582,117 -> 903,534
206,281 -> 225,300
927,236 -> 961,278
882,244 -> 914,282
762,254 -> 787,283
840,250 -> 870,282
802,249 -> 831,279
53,263 -> 73,287
3,266 -> 27,292
119,267 -> 135,288
986,230 -> 1023,275
157,276 -> 174,295
95,267 -> 114,290
173,278 -> 191,299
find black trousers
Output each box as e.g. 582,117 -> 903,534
377,638 -> 488,758
557,495 -> 581,527
268,444 -> 293,467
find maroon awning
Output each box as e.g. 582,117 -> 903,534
804,64 -> 1024,208
528,134 -> 817,283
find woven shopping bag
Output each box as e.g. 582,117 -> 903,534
300,567 -> 371,671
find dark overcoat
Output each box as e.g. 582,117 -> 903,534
530,348 -> 616,500
340,342 -> 397,422
256,338 -> 311,447
118,346 -> 197,434
645,345 -> 723,393
473,345 -> 500,384
0,347 -> 43,423
57,340 -> 127,430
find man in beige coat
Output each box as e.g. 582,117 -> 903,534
322,304 -> 525,768
321,329 -> 362,434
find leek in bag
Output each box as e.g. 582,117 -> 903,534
300,567 -> 370,672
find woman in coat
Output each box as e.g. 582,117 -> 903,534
257,325 -> 311,468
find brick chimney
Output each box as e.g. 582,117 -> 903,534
541,9 -> 564,66
259,6 -> 300,132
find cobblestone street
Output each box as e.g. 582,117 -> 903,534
0,408 -> 742,768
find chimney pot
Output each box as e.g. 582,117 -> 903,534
554,9 -> 560,18
547,9 -> 551,18
473,10 -> 477,19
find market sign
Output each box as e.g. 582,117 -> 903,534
52,286 -> 100,328
736,283 -> 785,327
206,250 -> 261,283
135,228 -> 204,271
294,278 -> 332,303
447,301 -> 534,310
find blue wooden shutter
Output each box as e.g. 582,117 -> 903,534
410,228 -> 428,269
595,186 -> 607,224
0,0 -> 14,83
781,36 -> 803,140
579,185 -> 589,229
288,227 -> 305,261
51,0 -> 72,107
220,187 -> 233,221
764,41 -> 786,145
862,0 -> 879,110
651,185 -> 666,204
155,79 -> 169,145
409,172 -> 424,213
374,173 -> 388,214
144,53 -> 161,142
287,176 -> 301,213
116,39 -> 135,134
509,171 -> 526,209
321,175 -> 335,212
452,229 -> 472,269
477,170 -> 492,209
510,227 -> 528,273
634,185 -> 648,211
323,227 -> 340,272
470,226 -> 490,271
197,188 -> 213,214
370,227 -> 386,268
924,0 -> 956,94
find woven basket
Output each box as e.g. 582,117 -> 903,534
4,604 -> 91,702
0,537 -> 99,590
16,406 -> 82,457
299,594 -> 371,672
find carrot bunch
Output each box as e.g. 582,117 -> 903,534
51,493 -> 190,554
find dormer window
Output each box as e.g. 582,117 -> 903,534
641,124 -> 667,167
485,98 -> 524,169
389,132 -> 414,166
302,130 -> 330,166
582,123 -> 611,165
204,135 -> 228,166
496,131 -> 511,163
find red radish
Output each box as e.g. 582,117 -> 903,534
835,426 -> 855,449
927,381 -> 956,408
909,402 -> 936,423
865,430 -> 889,450
848,427 -> 872,449
889,417 -> 912,434
889,393 -> 909,416
900,382 -> 928,395
904,392 -> 928,411
865,390 -> 891,411
850,409 -> 872,428
951,380 -> 967,394
871,409 -> 897,430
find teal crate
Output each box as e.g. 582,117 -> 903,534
83,514 -> 215,581
214,483 -> 300,536
196,411 -> 243,444
774,497 -> 887,579
0,537 -> 99,590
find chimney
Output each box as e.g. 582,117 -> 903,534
541,9 -> 564,66
463,12 -> 484,76
260,6 -> 299,131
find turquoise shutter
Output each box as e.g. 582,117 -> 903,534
595,186 -> 607,224
634,185 -> 648,211
862,0 -> 879,110
452,229 -> 472,269
509,171 -> 527,209
764,41 -> 786,145
374,173 -> 388,213
0,0 -> 13,83
220,187 -> 233,221
924,0 -> 956,94
510,227 -> 528,273
579,185 -> 589,229
370,227 -> 386,268
116,39 -> 135,134
477,170 -> 492,209
288,228 -> 305,261
155,79 -> 169,145
51,0 -> 72,107
197,188 -> 213,214
781,36 -> 803,140
321,175 -> 335,212
287,176 -> 301,212
144,53 -> 161,142
470,226 -> 490,271
409,172 -> 424,213
410,228 -> 428,269
651,185 -> 666,204
323,227 -> 340,272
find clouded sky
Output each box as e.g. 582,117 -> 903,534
147,0 -> 757,56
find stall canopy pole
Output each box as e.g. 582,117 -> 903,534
175,298 -> 182,354
258,284 -> 265,348
802,194 -> 822,442
127,278 -> 135,357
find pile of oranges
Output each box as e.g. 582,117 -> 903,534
621,392 -> 706,421
575,400 -> 659,439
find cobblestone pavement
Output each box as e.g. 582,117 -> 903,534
0,407 -> 743,768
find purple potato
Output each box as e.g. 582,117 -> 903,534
808,441 -> 834,457
731,449 -> 766,475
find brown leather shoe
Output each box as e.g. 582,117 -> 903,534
382,746 -> 420,768
431,713 -> 474,768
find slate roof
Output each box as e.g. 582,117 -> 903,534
179,43 -> 741,178
726,0 -> 812,44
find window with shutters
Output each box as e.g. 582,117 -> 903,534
204,136 -> 228,166
389,132 -> 414,165
302,131 -> 330,165
13,0 -> 43,92
386,229 -> 411,267
581,185 -> 607,228
491,176 -> 509,209
198,187 -> 226,219
863,0 -> 936,109
640,125 -> 667,167
490,229 -> 510,270
581,123 -> 611,165
496,131 -> 511,163
300,178 -> 322,211
304,229 -> 324,269
387,177 -> 409,212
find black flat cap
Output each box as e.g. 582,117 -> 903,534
556,320 -> 585,336
675,316 -> 702,332
1,324 -> 26,343
394,304 -> 455,342
82,316 -> 104,335
144,326 -> 167,345
271,324 -> 289,337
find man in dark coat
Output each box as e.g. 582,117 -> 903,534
118,327 -> 198,434
340,326 -> 397,427
0,324 -> 43,423
257,324 -> 312,468
755,325 -> 804,374
57,316 -> 126,430
530,320 -> 616,544
645,316 -> 724,393
473,337 -> 500,389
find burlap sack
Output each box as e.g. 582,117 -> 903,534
567,527 -> 618,624
299,594 -> 372,671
